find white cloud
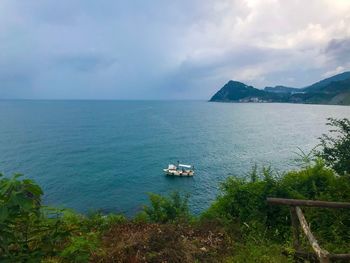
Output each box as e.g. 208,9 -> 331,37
172,0 -> 350,93
323,66 -> 347,77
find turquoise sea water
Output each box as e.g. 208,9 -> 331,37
0,100 -> 349,215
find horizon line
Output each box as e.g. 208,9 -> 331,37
0,98 -> 207,102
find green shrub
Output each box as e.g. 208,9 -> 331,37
202,165 -> 289,239
203,160 -> 350,245
318,117 -> 350,175
60,232 -> 100,263
0,174 -> 124,262
0,173 -> 48,262
83,211 -> 126,232
227,239 -> 291,263
133,210 -> 150,223
143,191 -> 191,223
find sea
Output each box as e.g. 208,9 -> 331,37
0,100 -> 349,215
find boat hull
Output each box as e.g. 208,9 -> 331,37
163,169 -> 194,176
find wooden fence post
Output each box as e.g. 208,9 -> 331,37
295,207 -> 330,263
267,198 -> 350,263
290,206 -> 300,250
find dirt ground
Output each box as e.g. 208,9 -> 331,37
91,222 -> 231,263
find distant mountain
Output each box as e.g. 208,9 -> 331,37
210,81 -> 265,102
209,71 -> 350,105
210,80 -> 290,103
264,85 -> 300,93
302,71 -> 350,93
293,78 -> 350,105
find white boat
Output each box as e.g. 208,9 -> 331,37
163,163 -> 194,176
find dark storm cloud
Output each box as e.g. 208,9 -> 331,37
160,46 -> 315,97
325,38 -> 350,64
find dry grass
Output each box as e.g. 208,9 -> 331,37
91,222 -> 231,263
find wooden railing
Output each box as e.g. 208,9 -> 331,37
267,198 -> 350,263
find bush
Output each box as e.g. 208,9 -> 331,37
143,191 -> 191,223
203,160 -> 350,246
60,232 -> 100,263
227,239 -> 291,263
0,173 -> 127,262
202,165 -> 290,240
318,117 -> 350,175
0,173 -> 60,262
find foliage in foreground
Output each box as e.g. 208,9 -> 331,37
0,173 -> 127,262
142,192 -> 191,223
317,117 -> 350,175
0,173 -> 228,262
1,160 -> 349,262
203,160 -> 350,248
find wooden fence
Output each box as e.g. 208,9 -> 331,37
267,198 -> 350,263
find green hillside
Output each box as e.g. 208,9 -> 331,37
210,72 -> 350,105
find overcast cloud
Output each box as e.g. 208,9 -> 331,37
0,0 -> 349,99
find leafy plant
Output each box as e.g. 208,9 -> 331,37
0,174 -> 73,262
0,173 -> 44,261
143,191 -> 190,223
203,160 -> 350,245
293,146 -> 318,168
60,232 -> 100,263
317,117 -> 350,175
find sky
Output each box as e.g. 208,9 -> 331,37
0,0 -> 350,100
